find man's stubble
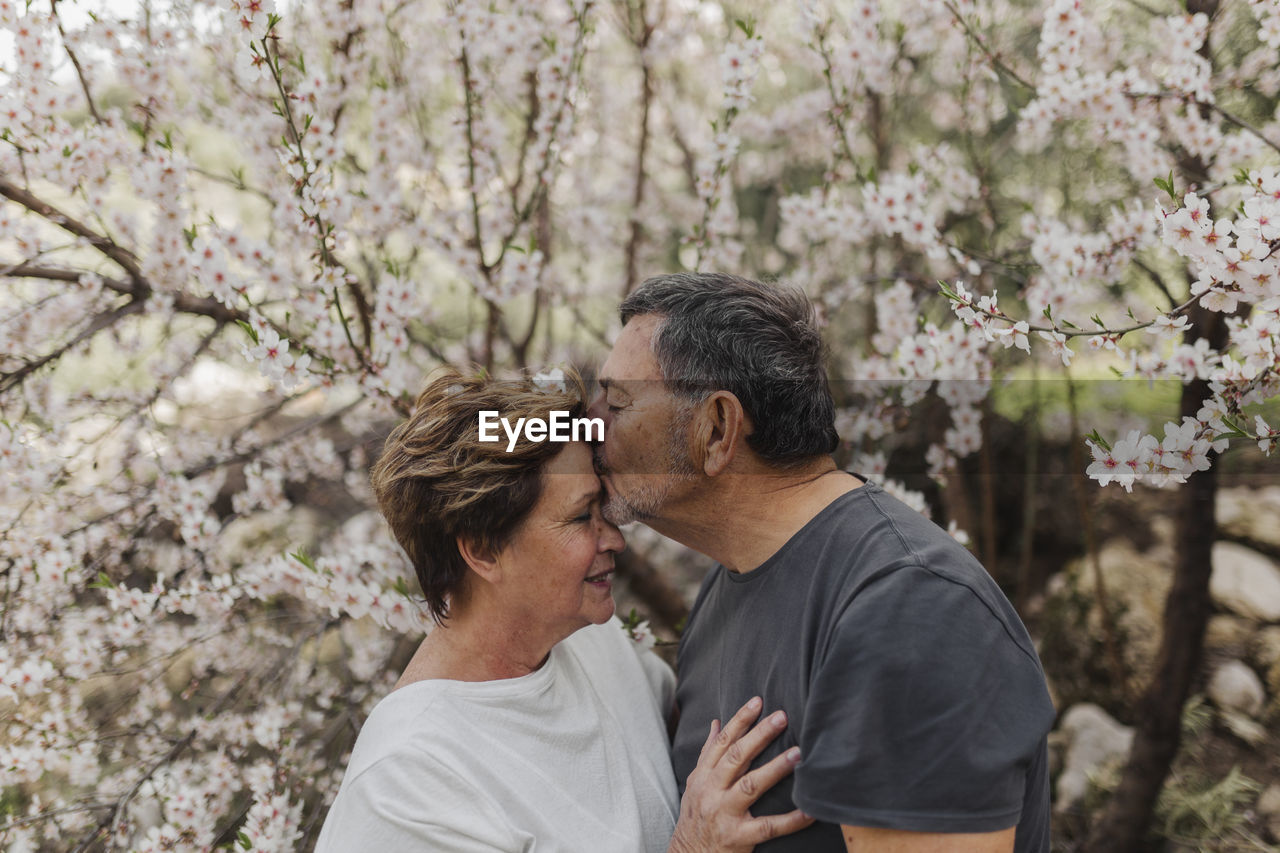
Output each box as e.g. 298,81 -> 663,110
599,400 -> 697,527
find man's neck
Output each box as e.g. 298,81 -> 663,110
645,460 -> 862,573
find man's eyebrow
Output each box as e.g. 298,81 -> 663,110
600,378 -> 633,397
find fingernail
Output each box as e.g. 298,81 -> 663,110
786,747 -> 801,763
771,710 -> 787,727
748,696 -> 762,710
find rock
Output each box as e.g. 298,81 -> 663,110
1217,486 -> 1280,551
1204,615 -> 1253,653
1206,660 -> 1266,718
1220,709 -> 1267,745
1210,542 -> 1280,623
1257,783 -> 1280,818
1253,626 -> 1280,670
1055,703 -> 1134,810
1062,543 -> 1172,675
1252,628 -> 1280,701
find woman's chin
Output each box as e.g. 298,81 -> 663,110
591,596 -> 617,624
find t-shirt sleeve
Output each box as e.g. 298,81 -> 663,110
791,565 -> 1055,834
314,750 -> 527,852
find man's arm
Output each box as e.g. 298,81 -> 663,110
841,825 -> 1015,853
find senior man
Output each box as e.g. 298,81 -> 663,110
589,273 -> 1055,853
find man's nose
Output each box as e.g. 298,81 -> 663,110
586,392 -> 607,424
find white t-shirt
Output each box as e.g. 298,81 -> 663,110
315,620 -> 679,853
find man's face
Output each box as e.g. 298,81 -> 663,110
589,314 -> 696,526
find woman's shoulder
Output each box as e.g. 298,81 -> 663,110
340,682 -> 455,776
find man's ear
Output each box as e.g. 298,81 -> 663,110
456,534 -> 502,584
691,391 -> 747,477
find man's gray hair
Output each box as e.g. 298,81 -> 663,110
620,272 -> 839,463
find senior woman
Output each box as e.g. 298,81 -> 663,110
315,369 -> 810,852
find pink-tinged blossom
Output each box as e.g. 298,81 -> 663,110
1148,313 -> 1191,339
1257,414 -> 1277,455
1086,430 -> 1156,492
1038,330 -> 1074,366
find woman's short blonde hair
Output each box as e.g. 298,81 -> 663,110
370,367 -> 588,623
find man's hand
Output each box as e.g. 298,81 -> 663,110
667,696 -> 815,853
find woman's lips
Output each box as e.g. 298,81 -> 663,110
584,569 -> 614,586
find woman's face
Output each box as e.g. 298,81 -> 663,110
493,442 -> 625,643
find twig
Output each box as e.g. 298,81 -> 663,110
260,32 -> 373,368
51,0 -> 104,123
812,22 -> 865,179
0,297 -> 146,394
1133,257 -> 1179,310
943,0 -> 1036,92
72,730 -> 198,852
0,801 -> 115,835
182,397 -> 363,479
949,285 -> 1203,339
621,0 -> 654,298
1208,100 -> 1280,157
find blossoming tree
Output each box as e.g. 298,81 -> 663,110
2,0 -> 1278,849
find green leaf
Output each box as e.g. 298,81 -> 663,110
289,547 -> 317,571
1060,319 -> 1079,330
1219,417 -> 1251,440
1085,429 -> 1112,452
236,320 -> 260,345
88,571 -> 116,590
1153,170 -> 1177,202
1042,304 -> 1054,320
734,16 -> 757,38
238,831 -> 252,850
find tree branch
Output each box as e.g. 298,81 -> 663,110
0,178 -> 145,287
0,297 -> 146,395
621,0 -> 654,298
3,263 -> 244,325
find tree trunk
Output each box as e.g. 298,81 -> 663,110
1081,306 -> 1226,852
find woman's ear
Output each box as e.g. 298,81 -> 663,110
690,391 -> 747,477
456,534 -> 502,584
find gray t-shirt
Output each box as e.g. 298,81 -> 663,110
671,481 -> 1055,852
